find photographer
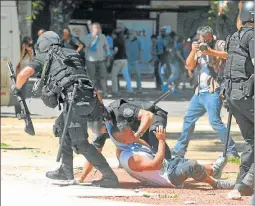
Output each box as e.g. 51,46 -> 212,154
172,26 -> 239,177
15,36 -> 34,118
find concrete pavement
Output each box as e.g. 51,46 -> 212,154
1,151 -> 152,206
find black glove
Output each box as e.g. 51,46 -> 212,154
11,85 -> 21,96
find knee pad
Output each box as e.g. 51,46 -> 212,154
188,160 -> 206,181
71,140 -> 90,154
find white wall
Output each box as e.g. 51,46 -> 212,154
150,0 -> 210,33
17,0 -> 32,39
159,12 -> 177,32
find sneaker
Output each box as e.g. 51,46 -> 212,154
214,180 -> 235,189
136,88 -> 142,93
161,84 -> 168,93
172,89 -> 181,94
212,155 -> 227,179
92,177 -> 119,188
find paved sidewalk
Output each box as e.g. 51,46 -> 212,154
1,152 -> 152,206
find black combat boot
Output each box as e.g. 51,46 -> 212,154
80,143 -> 119,188
46,149 -> 74,180
46,163 -> 74,180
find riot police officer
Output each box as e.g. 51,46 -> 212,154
96,98 -> 171,158
12,31 -> 118,187
223,1 -> 254,196
77,98 -> 172,182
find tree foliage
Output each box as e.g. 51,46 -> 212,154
25,0 -> 84,35
25,0 -> 45,20
208,1 -> 240,40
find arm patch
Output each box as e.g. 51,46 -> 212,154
123,108 -> 134,118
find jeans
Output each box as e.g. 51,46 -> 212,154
173,91 -> 238,157
158,62 -> 180,86
167,62 -> 180,86
128,60 -> 141,89
111,59 -> 133,93
122,67 -> 133,93
168,157 -> 206,186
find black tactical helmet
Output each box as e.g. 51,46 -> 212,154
35,31 -> 60,54
240,1 -> 254,24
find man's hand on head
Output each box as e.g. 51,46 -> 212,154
153,126 -> 166,142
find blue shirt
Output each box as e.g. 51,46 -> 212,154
157,35 -> 172,51
151,40 -> 164,61
106,35 -> 114,56
125,37 -> 141,62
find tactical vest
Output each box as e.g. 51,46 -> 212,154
224,27 -> 254,80
107,98 -> 168,124
41,46 -> 94,108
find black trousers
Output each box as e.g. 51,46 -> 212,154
154,61 -> 161,89
227,91 -> 254,193
53,100 -> 115,179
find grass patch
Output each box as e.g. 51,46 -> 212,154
222,172 -> 238,180
227,157 -> 241,164
1,143 -> 10,148
31,149 -> 41,154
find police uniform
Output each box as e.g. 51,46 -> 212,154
28,31 -> 118,187
93,99 -> 172,159
223,1 -> 254,195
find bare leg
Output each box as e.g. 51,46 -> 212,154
78,147 -> 103,182
203,164 -> 214,176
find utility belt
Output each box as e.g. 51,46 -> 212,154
222,74 -> 254,98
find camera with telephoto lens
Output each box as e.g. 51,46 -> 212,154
197,40 -> 208,51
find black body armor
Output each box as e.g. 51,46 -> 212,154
224,27 -> 254,80
41,46 -> 94,109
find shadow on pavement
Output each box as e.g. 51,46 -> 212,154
106,88 -> 194,102
166,131 -> 242,141
166,131 -> 245,153
0,147 -> 39,150
1,112 -> 41,118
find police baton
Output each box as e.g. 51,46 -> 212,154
148,90 -> 171,110
56,84 -> 78,162
223,110 -> 232,158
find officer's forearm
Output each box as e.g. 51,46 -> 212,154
79,147 -> 103,182
16,66 -> 35,89
136,112 -> 154,135
137,138 -> 151,148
